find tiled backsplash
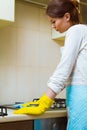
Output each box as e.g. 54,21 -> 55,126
0,1 -> 65,104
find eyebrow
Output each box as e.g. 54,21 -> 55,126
50,19 -> 55,23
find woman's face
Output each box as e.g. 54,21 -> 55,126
48,13 -> 72,33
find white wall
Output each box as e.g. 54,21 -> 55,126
0,1 -> 65,104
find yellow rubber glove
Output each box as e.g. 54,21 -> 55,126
14,94 -> 54,115
21,99 -> 40,107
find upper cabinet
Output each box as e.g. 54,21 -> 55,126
52,29 -> 66,41
0,0 -> 15,27
52,29 -> 66,46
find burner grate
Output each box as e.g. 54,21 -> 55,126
33,98 -> 66,110
0,106 -> 8,116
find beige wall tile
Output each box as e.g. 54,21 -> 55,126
39,8 -> 51,32
16,28 -> 39,66
38,31 -> 61,67
0,27 -> 17,65
0,1 -> 65,104
14,1 -> 40,30
16,67 -> 40,102
0,66 -> 17,104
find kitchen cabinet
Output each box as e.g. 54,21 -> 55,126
0,0 -> 15,27
34,117 -> 67,130
0,109 -> 67,130
0,117 -> 67,130
52,28 -> 66,41
0,120 -> 34,130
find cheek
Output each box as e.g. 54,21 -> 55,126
56,20 -> 62,27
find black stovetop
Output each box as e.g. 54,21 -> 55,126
0,98 -> 66,116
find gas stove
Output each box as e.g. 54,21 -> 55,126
33,98 -> 66,110
50,98 -> 66,110
0,98 -> 66,116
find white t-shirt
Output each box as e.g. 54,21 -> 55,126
47,24 -> 87,94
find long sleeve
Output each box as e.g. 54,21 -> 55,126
47,24 -> 86,94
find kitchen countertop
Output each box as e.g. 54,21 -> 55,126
0,108 -> 67,123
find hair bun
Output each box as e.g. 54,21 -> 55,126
71,0 -> 79,11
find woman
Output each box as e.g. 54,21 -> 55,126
14,0 -> 87,129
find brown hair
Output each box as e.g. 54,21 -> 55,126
46,0 -> 80,24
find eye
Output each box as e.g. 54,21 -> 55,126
51,21 -> 55,24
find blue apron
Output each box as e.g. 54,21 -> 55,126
66,85 -> 87,130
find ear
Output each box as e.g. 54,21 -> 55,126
64,13 -> 70,21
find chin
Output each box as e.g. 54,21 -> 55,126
59,31 -> 63,33
56,29 -> 61,33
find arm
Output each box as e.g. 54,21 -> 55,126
47,26 -> 82,94
46,88 -> 57,100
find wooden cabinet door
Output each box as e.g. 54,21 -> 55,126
0,120 -> 34,130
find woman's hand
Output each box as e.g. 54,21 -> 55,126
13,94 -> 54,115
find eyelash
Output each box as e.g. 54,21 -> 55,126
51,21 -> 55,24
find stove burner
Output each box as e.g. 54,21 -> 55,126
51,98 -> 66,109
33,98 -> 66,110
0,106 -> 8,116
